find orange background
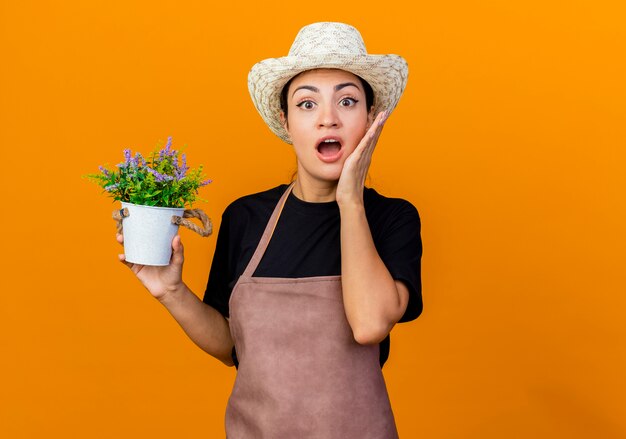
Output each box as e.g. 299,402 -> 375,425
1,1 -> 625,437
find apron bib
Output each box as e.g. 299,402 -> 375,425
225,182 -> 399,438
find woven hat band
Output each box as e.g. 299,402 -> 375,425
288,22 -> 368,56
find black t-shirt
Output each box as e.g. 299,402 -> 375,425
203,184 -> 423,368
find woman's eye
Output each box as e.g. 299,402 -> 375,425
296,100 -> 315,110
340,98 -> 358,107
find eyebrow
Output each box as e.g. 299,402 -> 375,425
334,82 -> 361,92
292,85 -> 319,97
291,82 -> 361,98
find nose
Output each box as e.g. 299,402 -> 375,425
317,103 -> 340,128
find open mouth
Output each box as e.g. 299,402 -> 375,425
316,138 -> 343,162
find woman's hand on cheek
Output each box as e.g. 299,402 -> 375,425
336,111 -> 388,208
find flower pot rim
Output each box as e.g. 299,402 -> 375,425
120,201 -> 186,211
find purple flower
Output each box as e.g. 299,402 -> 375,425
99,166 -> 110,177
174,153 -> 189,180
123,149 -> 132,164
129,152 -> 145,169
105,183 -> 119,192
159,136 -> 175,159
147,167 -> 174,182
195,178 -> 212,194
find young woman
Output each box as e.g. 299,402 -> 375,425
118,22 -> 422,438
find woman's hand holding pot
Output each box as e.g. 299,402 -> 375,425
116,233 -> 186,301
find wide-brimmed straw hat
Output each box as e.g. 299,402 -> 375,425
248,22 -> 409,144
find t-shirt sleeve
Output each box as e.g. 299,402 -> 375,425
377,200 -> 423,323
202,206 -> 237,318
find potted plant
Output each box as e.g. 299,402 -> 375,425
86,137 -> 212,266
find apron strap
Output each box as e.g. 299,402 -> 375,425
241,182 -> 296,278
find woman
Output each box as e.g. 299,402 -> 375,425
118,22 -> 422,438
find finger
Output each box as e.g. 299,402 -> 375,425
375,110 -> 387,127
366,111 -> 387,144
118,253 -> 133,269
366,111 -> 386,139
354,111 -> 384,156
170,235 -> 185,266
373,110 -> 388,136
362,111 -> 387,155
116,233 -> 124,245
346,111 -> 388,171
118,253 -> 145,275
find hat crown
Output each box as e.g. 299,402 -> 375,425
288,22 -> 367,57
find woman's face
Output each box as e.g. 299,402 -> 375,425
281,68 -> 374,185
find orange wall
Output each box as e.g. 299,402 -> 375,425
1,1 -> 625,437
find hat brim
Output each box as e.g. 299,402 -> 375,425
248,53 -> 408,144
